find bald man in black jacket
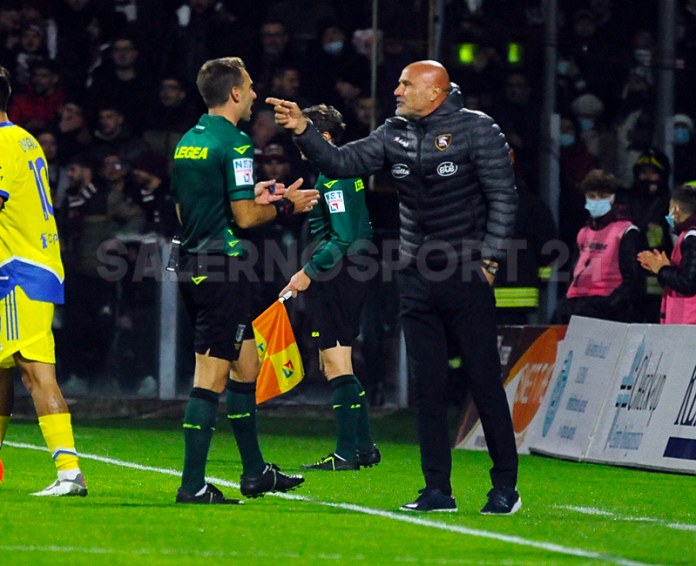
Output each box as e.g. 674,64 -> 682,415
268,60 -> 520,514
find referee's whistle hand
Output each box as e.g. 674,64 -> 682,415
254,179 -> 283,204
266,97 -> 307,135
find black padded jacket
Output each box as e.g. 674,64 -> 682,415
293,85 -> 518,267
658,214 -> 696,296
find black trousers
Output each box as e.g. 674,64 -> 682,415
397,264 -> 518,494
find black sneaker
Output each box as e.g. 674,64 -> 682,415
240,463 -> 304,498
400,488 -> 457,512
176,483 -> 243,505
357,445 -> 381,468
300,453 -> 360,471
480,486 -> 521,515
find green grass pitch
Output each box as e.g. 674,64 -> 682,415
0,410 -> 693,566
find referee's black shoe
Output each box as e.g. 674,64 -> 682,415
300,453 -> 360,471
240,463 -> 304,498
176,483 -> 243,505
357,445 -> 381,468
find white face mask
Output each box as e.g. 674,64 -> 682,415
634,49 -> 652,67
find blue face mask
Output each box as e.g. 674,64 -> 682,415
323,41 -> 344,55
675,128 -> 691,145
585,197 -> 612,218
579,118 -> 595,132
557,60 -> 570,75
665,214 -> 675,228
560,133 -> 576,147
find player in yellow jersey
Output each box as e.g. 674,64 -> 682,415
0,66 -> 86,496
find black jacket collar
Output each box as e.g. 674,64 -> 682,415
418,83 -> 465,127
393,83 -> 465,128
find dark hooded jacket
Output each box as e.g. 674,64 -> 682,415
293,85 -> 518,268
658,213 -> 696,297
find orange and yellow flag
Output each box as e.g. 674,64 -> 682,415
252,297 -> 304,404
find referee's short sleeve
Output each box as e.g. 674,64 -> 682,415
225,144 -> 255,201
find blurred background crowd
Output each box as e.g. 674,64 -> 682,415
1,0 -> 694,400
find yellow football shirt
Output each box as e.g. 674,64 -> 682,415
0,121 -> 64,304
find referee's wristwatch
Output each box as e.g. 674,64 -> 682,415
483,261 -> 499,277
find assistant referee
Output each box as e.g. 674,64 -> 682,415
280,104 -> 379,472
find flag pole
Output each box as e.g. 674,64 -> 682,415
279,291 -> 293,304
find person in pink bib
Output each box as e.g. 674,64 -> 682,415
556,169 -> 647,323
638,183 -> 696,324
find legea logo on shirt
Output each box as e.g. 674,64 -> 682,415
391,164 -> 410,179
233,158 -> 254,186
324,190 -> 345,213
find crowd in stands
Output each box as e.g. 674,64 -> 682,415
2,0 -> 695,395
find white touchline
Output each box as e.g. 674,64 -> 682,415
0,545 -> 541,564
6,442 -> 663,566
557,505 -> 696,532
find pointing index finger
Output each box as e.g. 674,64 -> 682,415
266,97 -> 288,108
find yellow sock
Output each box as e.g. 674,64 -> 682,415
38,413 -> 79,472
0,415 -> 10,448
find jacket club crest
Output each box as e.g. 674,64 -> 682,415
435,134 -> 452,150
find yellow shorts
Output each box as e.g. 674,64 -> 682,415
0,286 -> 56,368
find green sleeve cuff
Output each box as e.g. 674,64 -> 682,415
229,189 -> 255,201
303,262 -> 318,279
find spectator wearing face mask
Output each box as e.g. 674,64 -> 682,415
630,29 -> 655,69
559,115 -> 599,253
623,148 -> 672,247
558,8 -> 622,108
620,148 -> 674,321
612,65 -> 655,188
303,21 -> 369,109
555,169 -> 647,324
570,92 -> 613,170
555,52 -> 590,112
673,114 -> 696,185
638,183 -> 696,325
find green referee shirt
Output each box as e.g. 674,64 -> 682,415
171,114 -> 255,256
305,174 -> 373,278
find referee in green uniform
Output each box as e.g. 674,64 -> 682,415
172,57 -> 318,503
281,104 -> 380,471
